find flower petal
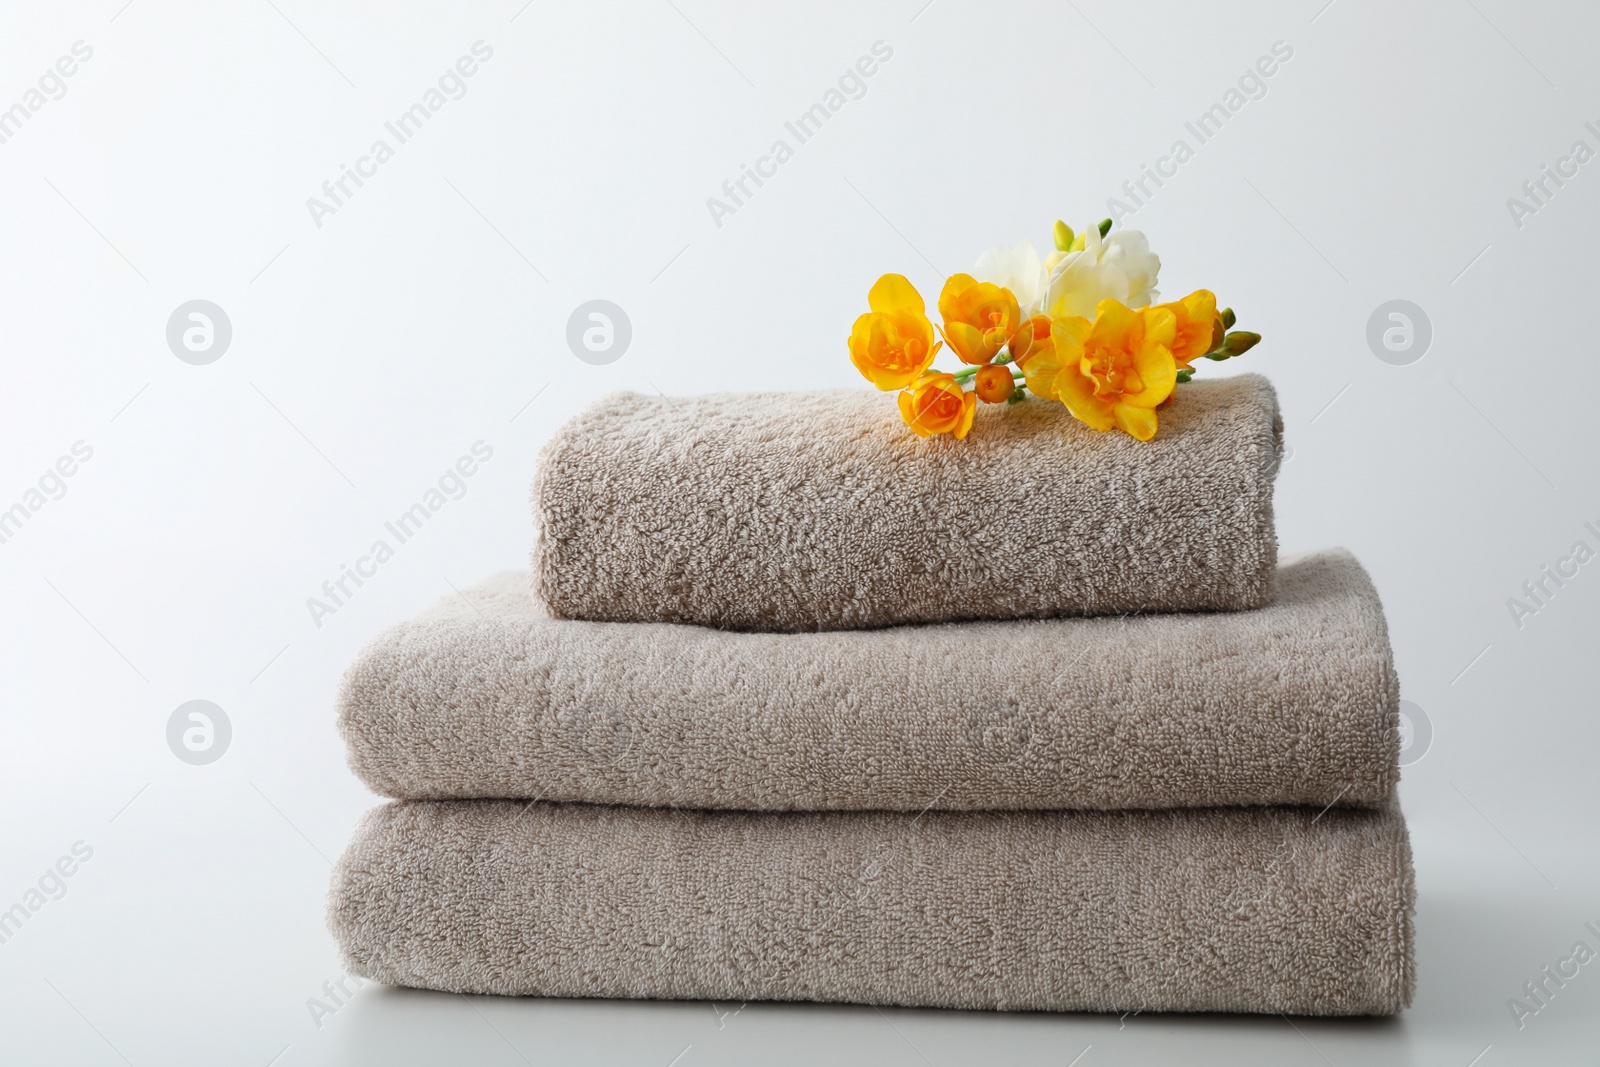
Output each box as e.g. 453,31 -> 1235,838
1018,345 -> 1060,400
898,387 -> 933,437
1088,299 -> 1140,347
1020,316 -> 1082,401
869,273 -> 925,316
1121,342 -> 1178,408
1141,305 -> 1177,349
847,313 -> 888,389
937,274 -> 977,324
1052,361 -> 1116,432
1008,314 -> 1050,364
848,312 -> 874,354
1102,231 -> 1161,308
1182,289 -> 1216,323
973,240 -> 1043,309
941,320 -> 991,365
1049,315 -> 1093,355
953,390 -> 977,439
1112,403 -> 1159,441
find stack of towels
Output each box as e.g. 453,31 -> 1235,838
328,374 -> 1416,1015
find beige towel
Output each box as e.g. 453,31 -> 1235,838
339,550 -> 1396,811
532,374 -> 1282,632
328,799 -> 1415,1015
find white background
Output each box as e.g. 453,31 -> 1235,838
2,0 -> 1597,1063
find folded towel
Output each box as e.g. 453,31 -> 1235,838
339,549 -> 1395,811
329,799 -> 1415,1015
532,374 -> 1282,632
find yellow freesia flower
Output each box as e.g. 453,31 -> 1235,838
849,274 -> 941,391
936,274 -> 1025,366
897,371 -> 977,439
1028,299 -> 1178,441
1158,289 -> 1218,370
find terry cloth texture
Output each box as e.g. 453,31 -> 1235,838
338,549 -> 1397,812
531,374 -> 1283,632
329,799 -> 1416,1015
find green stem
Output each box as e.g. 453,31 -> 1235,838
948,365 -> 1025,383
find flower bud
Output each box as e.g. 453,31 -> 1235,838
975,364 -> 1017,404
1220,307 -> 1237,329
1053,220 -> 1075,252
1223,331 -> 1261,355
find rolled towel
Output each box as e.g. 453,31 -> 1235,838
329,800 -> 1415,1015
339,549 -> 1397,811
532,374 -> 1282,631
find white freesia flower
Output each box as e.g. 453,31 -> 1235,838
1043,225 -> 1161,320
972,238 -> 1046,316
